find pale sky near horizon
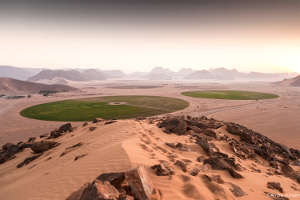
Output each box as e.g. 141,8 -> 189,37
1,1 -> 300,73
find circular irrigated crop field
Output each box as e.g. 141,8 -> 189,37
20,96 -> 189,121
182,90 -> 279,100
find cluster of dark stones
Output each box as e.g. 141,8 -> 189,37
226,122 -> 300,183
158,116 -> 300,183
0,123 -> 72,167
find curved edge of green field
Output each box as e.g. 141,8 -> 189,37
182,90 -> 279,100
20,95 -> 190,122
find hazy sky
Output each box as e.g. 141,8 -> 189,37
1,0 -> 300,73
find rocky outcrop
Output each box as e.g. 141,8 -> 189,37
67,166 -> 161,200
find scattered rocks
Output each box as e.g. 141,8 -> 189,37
0,142 -> 27,164
267,182 -> 283,193
151,163 -> 174,176
30,141 -> 59,154
17,154 -> 42,168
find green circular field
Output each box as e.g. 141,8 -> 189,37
182,90 -> 279,100
20,96 -> 189,121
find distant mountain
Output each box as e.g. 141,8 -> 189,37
0,66 -> 42,80
185,68 -> 295,81
0,78 -> 77,95
28,69 -> 107,82
102,70 -> 126,79
276,75 -> 300,87
145,67 -> 175,80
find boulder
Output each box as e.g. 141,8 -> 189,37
267,182 -> 283,193
30,141 -> 59,153
67,166 -> 161,200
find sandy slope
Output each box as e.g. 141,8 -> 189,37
1,119 -> 299,200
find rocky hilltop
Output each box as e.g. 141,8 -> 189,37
0,116 -> 299,200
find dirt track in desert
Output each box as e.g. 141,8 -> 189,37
0,80 -> 299,149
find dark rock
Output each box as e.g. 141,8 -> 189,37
17,154 -> 42,168
174,160 -> 187,172
165,142 -> 188,151
267,182 -> 283,193
125,166 -> 160,200
40,133 -> 49,138
151,163 -> 174,176
92,118 -> 103,123
204,157 -> 243,179
2,143 -> 19,153
264,192 -> 289,200
104,120 -> 117,125
67,180 -> 120,200
74,154 -> 88,161
211,175 -> 224,184
158,117 -> 187,135
30,141 -> 59,153
89,127 -> 96,131
68,166 -> 160,200
201,175 -> 226,199
48,123 -> 73,139
82,122 -> 88,127
190,168 -> 199,176
0,143 -> 22,164
203,129 -> 217,138
229,183 -> 246,197
27,137 -> 36,143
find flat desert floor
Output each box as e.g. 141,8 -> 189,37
0,80 -> 299,149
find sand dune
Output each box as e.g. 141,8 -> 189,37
1,117 -> 299,200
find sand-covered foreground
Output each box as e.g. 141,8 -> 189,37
0,117 -> 299,200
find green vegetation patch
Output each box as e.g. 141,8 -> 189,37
20,96 -> 189,121
182,90 -> 279,100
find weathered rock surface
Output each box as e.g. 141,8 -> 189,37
67,166 -> 161,200
30,141 -> 59,153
